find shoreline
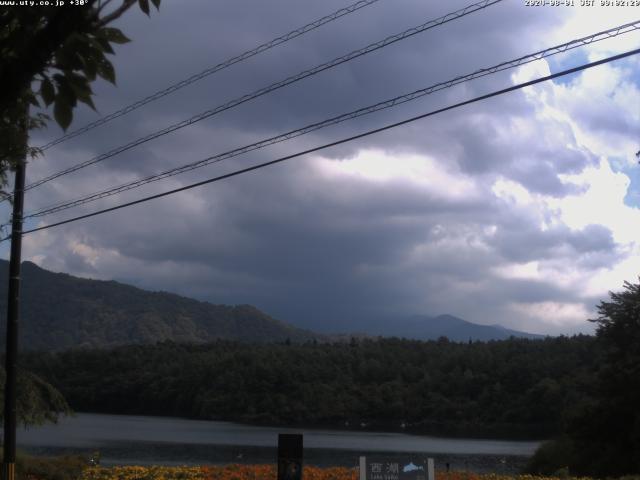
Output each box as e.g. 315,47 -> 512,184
19,412 -> 540,472
70,411 -> 549,443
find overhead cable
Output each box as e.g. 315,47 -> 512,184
23,20 -> 640,219
6,47 -> 637,241
38,0 -> 383,151
19,0 -> 503,196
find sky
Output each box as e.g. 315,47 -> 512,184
2,0 -> 639,335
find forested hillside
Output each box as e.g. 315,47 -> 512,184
0,261 -> 319,350
23,335 -> 598,439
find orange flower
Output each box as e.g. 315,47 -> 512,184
200,464 -> 357,480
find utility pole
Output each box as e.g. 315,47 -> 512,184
3,116 -> 27,480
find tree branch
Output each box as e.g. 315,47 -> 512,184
97,0 -> 137,27
97,0 -> 117,15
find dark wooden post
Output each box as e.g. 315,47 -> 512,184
278,433 -> 303,480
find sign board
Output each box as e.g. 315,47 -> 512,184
359,457 -> 434,480
278,434 -> 303,480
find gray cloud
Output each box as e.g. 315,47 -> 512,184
7,0 -> 637,336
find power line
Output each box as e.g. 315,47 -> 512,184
17,0 -> 503,197
26,0 -> 503,191
22,20 -> 640,220
38,0 -> 383,151
7,47 -> 638,241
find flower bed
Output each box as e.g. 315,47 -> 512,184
80,465 -> 357,480
79,465 -> 635,480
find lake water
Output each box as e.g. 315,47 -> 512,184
18,413 -> 541,473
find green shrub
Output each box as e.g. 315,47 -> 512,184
12,452 -> 88,480
525,437 -> 576,476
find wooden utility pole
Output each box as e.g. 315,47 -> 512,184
3,125 -> 27,480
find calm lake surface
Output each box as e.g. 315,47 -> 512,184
18,413 -> 541,473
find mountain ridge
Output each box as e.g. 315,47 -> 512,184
0,260 -> 320,351
332,313 -> 544,342
0,260 -> 545,351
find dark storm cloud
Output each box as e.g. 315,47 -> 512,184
24,151 -> 602,333
29,0 -> 564,171
24,0 -> 579,207
12,0 -> 634,336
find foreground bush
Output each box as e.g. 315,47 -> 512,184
14,453 -> 86,480
525,437 -> 577,475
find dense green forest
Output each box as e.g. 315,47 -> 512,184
23,335 -> 598,439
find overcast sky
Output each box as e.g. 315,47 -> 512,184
3,0 -> 639,335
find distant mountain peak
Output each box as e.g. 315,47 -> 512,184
0,260 -> 545,350
362,312 -> 544,342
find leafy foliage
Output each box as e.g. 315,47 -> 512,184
23,335 -> 598,439
526,437 -> 577,476
528,279 -> 640,476
0,95 -> 46,201
0,367 -> 70,426
0,0 -> 160,196
571,279 -> 640,476
0,0 -> 160,126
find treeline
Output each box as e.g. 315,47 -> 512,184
22,336 -> 598,439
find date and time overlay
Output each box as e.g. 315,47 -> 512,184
0,0 -> 638,8
525,0 -> 638,6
